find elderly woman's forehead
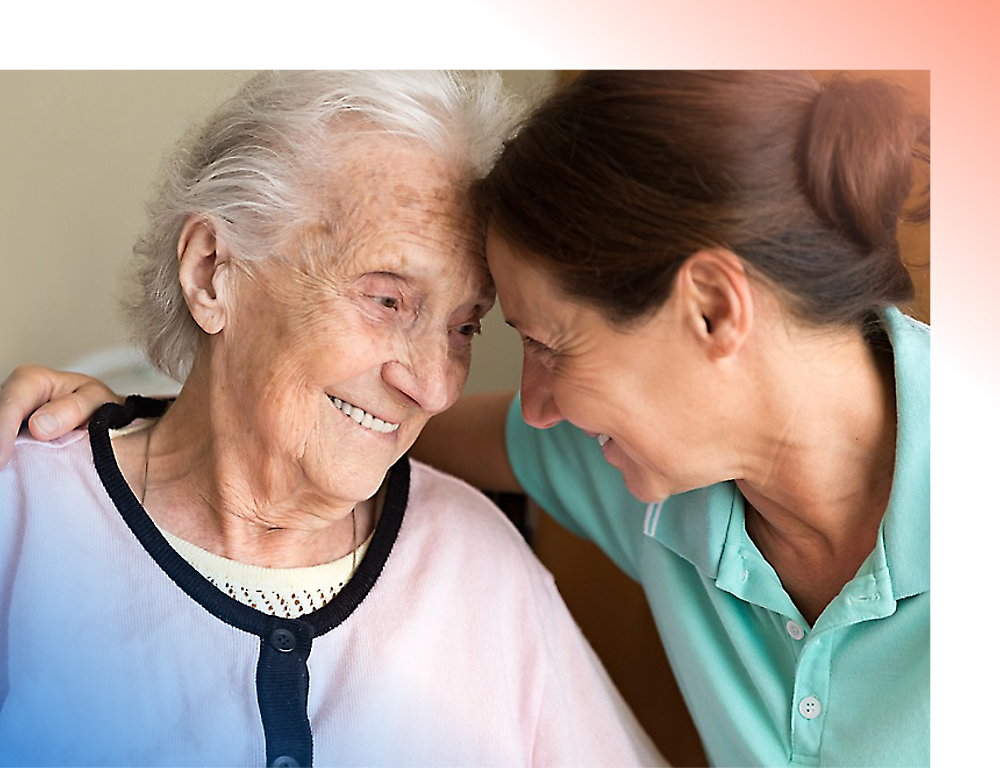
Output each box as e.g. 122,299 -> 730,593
326,165 -> 470,222
310,132 -> 467,195
288,199 -> 483,262
277,199 -> 486,290
269,134 -> 484,272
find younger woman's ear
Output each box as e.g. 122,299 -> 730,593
675,249 -> 753,358
177,216 -> 233,335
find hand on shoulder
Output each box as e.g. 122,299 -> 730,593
0,365 -> 120,468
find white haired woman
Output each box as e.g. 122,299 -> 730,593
0,71 -> 661,767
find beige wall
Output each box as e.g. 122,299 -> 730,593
0,70 -> 553,394
1,71 -> 248,391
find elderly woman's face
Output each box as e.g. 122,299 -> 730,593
219,138 -> 493,507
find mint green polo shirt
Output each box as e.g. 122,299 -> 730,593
506,308 -> 929,767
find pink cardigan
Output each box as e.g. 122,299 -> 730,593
0,416 -> 664,767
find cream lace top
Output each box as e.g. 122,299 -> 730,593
160,527 -> 372,618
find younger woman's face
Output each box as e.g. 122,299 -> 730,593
486,229 -> 714,503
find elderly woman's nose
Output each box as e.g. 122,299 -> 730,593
382,338 -> 460,414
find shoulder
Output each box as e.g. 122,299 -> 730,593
5,429 -> 90,474
504,403 -> 649,574
393,460 -> 555,616
408,459 -> 522,531
13,428 -> 89,450
2,428 -> 92,493
409,457 -> 495,498
0,430 -> 93,536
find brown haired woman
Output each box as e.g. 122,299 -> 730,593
420,70 -> 928,767
1,70 -> 928,767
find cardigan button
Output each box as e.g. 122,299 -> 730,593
271,756 -> 300,768
270,628 -> 297,653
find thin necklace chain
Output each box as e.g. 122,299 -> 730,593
139,421 -> 358,576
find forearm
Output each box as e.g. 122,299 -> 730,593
410,391 -> 521,493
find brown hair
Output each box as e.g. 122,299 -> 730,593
475,70 -> 930,329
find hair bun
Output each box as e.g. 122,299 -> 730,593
804,74 -> 929,250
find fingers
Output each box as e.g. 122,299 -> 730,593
0,365 -> 122,468
27,381 -> 121,439
0,364 -> 54,467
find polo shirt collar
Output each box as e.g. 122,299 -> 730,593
880,307 -> 930,599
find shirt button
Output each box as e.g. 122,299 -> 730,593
270,628 -> 297,653
786,620 -> 805,640
271,756 -> 299,768
798,696 -> 822,720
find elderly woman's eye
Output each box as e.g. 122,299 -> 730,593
373,296 -> 399,310
457,322 -> 482,337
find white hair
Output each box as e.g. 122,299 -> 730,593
127,70 -> 522,381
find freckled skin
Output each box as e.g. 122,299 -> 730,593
142,136 -> 494,567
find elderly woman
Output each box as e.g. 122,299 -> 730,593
0,71 -> 661,767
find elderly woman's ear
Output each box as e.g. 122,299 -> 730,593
177,216 -> 235,335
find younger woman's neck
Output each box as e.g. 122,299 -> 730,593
736,323 -> 897,622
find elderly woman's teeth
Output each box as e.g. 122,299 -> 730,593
330,396 -> 399,434
597,434 -> 611,446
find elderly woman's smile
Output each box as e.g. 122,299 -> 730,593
328,395 -> 400,434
